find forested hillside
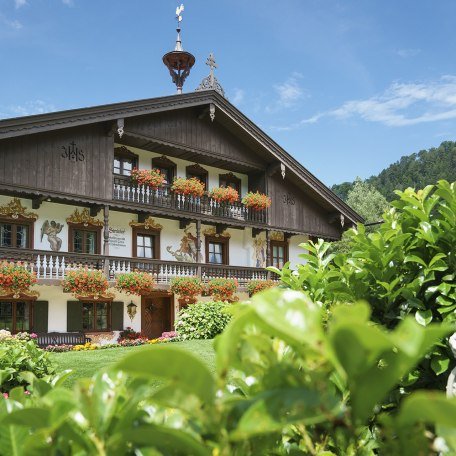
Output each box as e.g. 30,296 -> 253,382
332,141 -> 456,201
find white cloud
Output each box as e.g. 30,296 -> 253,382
274,72 -> 304,107
62,0 -> 74,6
14,0 -> 27,8
0,100 -> 56,119
231,88 -> 244,105
4,18 -> 23,29
396,48 -> 421,58
266,73 -> 306,113
273,75 -> 456,129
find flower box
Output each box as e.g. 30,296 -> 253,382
247,279 -> 276,297
131,168 -> 166,190
115,271 -> 155,296
209,186 -> 239,204
0,261 -> 37,298
62,269 -> 109,299
170,277 -> 204,302
206,278 -> 238,302
241,191 -> 272,211
171,177 -> 205,198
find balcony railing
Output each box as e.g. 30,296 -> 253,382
113,179 -> 267,224
0,248 -> 270,286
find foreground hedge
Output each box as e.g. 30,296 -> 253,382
0,289 -> 455,454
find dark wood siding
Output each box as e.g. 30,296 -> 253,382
268,174 -> 342,238
126,109 -> 265,168
0,124 -> 113,200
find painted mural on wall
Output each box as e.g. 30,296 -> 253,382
167,227 -> 198,262
252,236 -> 266,268
40,220 -> 64,252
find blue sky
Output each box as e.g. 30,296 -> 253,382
1,0 -> 456,186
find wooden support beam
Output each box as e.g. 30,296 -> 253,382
137,213 -> 148,224
90,205 -> 102,217
179,219 -> 192,230
216,224 -> 228,235
32,196 -> 46,210
252,228 -> 264,238
267,162 -> 281,177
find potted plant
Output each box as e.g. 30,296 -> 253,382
206,278 -> 238,302
62,269 -> 110,299
0,261 -> 37,299
247,279 -> 276,297
115,271 -> 155,296
171,177 -> 205,198
242,191 -> 272,211
170,276 -> 204,306
209,186 -> 239,204
130,168 -> 166,190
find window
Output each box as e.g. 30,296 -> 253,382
186,164 -> 208,189
152,156 -> 177,185
270,241 -> 289,269
0,221 -> 31,249
132,227 -> 160,259
205,235 -> 229,265
113,146 -> 138,177
219,172 -> 241,195
0,301 -> 32,333
82,302 -> 110,331
69,225 -> 101,254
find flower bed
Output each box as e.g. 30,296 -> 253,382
0,261 -> 37,298
247,279 -> 277,297
44,331 -> 178,352
131,168 -> 166,189
171,177 -> 205,197
206,278 -> 238,302
62,269 -> 109,299
115,271 -> 155,295
209,186 -> 239,204
241,191 -> 272,211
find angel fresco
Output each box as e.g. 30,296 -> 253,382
41,220 -> 63,252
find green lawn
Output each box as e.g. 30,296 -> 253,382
50,339 -> 215,388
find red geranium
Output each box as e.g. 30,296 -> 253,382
242,191 -> 272,211
62,269 -> 109,298
209,186 -> 239,204
0,261 -> 37,296
131,168 -> 166,189
115,271 -> 155,296
171,177 -> 205,198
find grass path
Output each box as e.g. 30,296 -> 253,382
50,339 -> 215,388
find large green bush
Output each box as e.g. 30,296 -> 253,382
0,289 -> 455,454
273,180 -> 456,388
175,301 -> 231,340
0,333 -> 56,392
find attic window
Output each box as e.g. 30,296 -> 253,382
114,147 -> 138,177
186,164 -> 208,189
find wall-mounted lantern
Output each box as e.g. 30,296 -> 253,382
127,301 -> 137,322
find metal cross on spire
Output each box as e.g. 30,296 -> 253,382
195,52 -> 226,98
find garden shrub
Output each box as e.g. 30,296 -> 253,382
0,332 -> 56,392
175,301 -> 231,339
1,289 -> 456,454
272,179 -> 456,390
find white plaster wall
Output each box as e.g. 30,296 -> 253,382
34,285 -> 142,332
119,144 -> 249,196
0,196 -> 104,254
288,235 -> 309,269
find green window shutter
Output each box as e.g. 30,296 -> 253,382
111,301 -> 124,331
67,301 -> 83,332
33,301 -> 48,333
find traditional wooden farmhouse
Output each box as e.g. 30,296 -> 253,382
0,19 -> 362,341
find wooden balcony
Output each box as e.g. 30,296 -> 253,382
0,248 -> 269,287
113,179 -> 267,224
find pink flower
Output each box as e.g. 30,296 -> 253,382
24,390 -> 31,395
2,393 -> 8,399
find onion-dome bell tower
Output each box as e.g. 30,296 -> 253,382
162,4 -> 196,94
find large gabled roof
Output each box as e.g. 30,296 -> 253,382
0,90 -> 363,225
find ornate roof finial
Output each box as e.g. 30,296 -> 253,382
195,52 -> 226,98
162,4 -> 196,94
